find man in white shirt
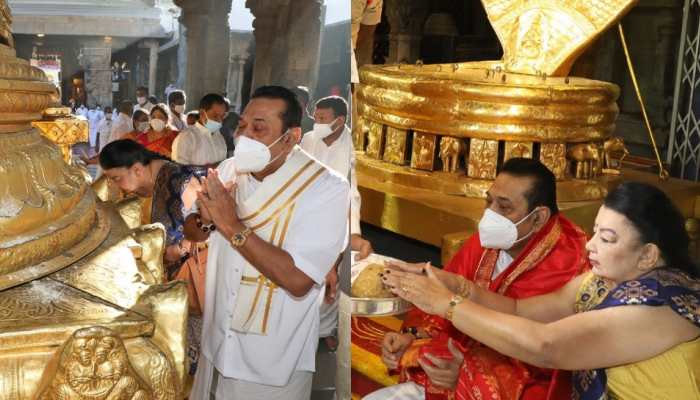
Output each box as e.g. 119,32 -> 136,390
168,89 -> 188,131
301,96 -> 372,347
110,100 -> 134,143
133,86 -> 155,114
172,93 -> 228,167
186,86 -> 350,400
96,106 -> 113,152
87,106 -> 102,149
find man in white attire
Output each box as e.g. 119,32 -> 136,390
300,95 -> 372,348
185,85 -> 350,400
172,93 -> 228,167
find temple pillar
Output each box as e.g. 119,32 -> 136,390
247,0 -> 323,90
384,0 -> 429,63
176,0 -> 233,104
227,31 -> 253,112
79,46 -> 112,107
146,39 -> 158,97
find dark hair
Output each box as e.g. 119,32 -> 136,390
150,103 -> 169,119
148,95 -> 158,105
104,106 -> 112,113
604,181 -> 696,276
290,86 -> 310,105
99,139 -> 169,170
251,85 -> 302,131
199,93 -> 227,111
314,95 -> 348,118
168,90 -> 186,105
118,100 -> 133,114
136,86 -> 148,94
132,109 -> 148,122
498,157 -> 559,215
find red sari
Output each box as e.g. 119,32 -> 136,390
123,128 -> 179,158
400,214 -> 590,400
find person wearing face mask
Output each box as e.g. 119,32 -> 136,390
383,181 -> 700,400
127,104 -> 180,158
171,93 -> 228,167
133,86 -> 155,114
184,86 -> 349,400
300,95 -> 371,350
366,158 -> 590,400
121,109 -> 150,142
168,89 -> 188,131
96,106 -> 113,152
109,100 -> 134,144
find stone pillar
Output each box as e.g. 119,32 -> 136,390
79,47 -> 112,107
146,39 -> 158,97
247,0 -> 323,90
384,0 -> 429,63
227,31 -> 253,112
176,0 -> 233,104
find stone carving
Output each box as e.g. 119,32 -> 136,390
540,143 -> 568,180
602,137 -> 629,171
439,136 -> 465,173
411,132 -> 437,171
504,141 -> 533,162
37,326 -> 152,400
467,138 -> 498,179
365,121 -> 385,159
383,127 -> 409,165
567,143 -> 602,179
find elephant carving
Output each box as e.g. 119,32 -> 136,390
566,143 -> 601,179
603,137 -> 629,171
439,136 -> 465,173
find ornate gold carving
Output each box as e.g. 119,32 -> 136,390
482,0 -> 638,76
467,138 -> 498,179
602,137 -> 629,173
33,118 -> 89,163
567,142 -> 602,180
503,141 -> 533,162
383,126 -> 409,165
352,115 -> 367,151
36,326 -> 152,400
439,136 -> 466,173
411,132 -> 438,171
540,142 -> 567,180
365,121 -> 385,159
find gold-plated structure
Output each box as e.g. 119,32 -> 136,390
0,4 -> 188,398
353,0 -> 700,265
32,107 -> 89,164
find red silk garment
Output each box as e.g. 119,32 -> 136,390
400,214 -> 590,400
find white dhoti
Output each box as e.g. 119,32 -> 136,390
363,382 -> 425,400
191,356 -> 313,400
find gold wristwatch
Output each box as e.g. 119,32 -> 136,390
230,226 -> 253,248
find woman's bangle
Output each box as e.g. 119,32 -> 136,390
445,294 -> 465,321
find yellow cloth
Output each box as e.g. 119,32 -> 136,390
575,272 -> 700,400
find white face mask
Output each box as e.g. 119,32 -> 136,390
233,130 -> 289,173
478,207 -> 539,250
137,96 -> 147,105
137,121 -> 150,133
312,118 -> 340,139
150,119 -> 166,132
173,104 -> 185,114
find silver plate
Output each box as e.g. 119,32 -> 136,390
351,296 -> 413,317
350,252 -> 414,316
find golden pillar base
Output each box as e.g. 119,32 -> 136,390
32,110 -> 89,164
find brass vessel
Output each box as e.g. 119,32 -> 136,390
0,2 -> 188,398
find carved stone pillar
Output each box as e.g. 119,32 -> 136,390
79,47 -> 112,107
384,0 -> 429,63
176,0 -> 232,104
227,31 -> 253,113
146,39 -> 158,97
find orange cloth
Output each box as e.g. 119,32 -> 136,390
401,214 -> 590,400
122,128 -> 178,158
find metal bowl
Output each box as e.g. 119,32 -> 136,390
350,252 -> 414,316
